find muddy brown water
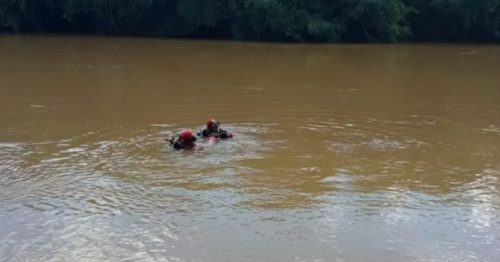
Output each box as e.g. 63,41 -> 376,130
1,35 -> 500,261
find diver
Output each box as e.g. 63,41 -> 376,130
169,130 -> 197,150
198,118 -> 233,139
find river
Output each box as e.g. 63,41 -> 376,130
1,35 -> 500,261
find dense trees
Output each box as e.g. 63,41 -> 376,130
1,0 -> 499,42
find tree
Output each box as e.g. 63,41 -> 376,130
340,0 -> 415,42
0,0 -> 498,43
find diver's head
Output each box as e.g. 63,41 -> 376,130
180,130 -> 196,144
207,118 -> 219,131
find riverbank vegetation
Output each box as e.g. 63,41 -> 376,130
1,0 -> 499,43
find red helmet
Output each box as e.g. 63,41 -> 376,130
207,118 -> 218,129
180,130 -> 194,141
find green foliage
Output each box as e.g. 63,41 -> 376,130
339,0 -> 415,42
407,0 -> 500,42
0,0 -> 23,31
0,0 -> 55,32
343,0 -> 415,42
0,0 -> 499,42
233,0 -> 342,42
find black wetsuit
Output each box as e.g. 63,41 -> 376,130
170,136 -> 196,150
199,128 -> 233,139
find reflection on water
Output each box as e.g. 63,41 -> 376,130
1,35 -> 500,261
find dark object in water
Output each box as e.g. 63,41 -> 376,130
169,130 -> 197,150
198,118 -> 234,139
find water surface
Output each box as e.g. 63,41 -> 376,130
1,35 -> 500,261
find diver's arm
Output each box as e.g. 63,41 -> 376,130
172,140 -> 184,150
219,129 -> 233,139
169,136 -> 177,145
200,129 -> 210,137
